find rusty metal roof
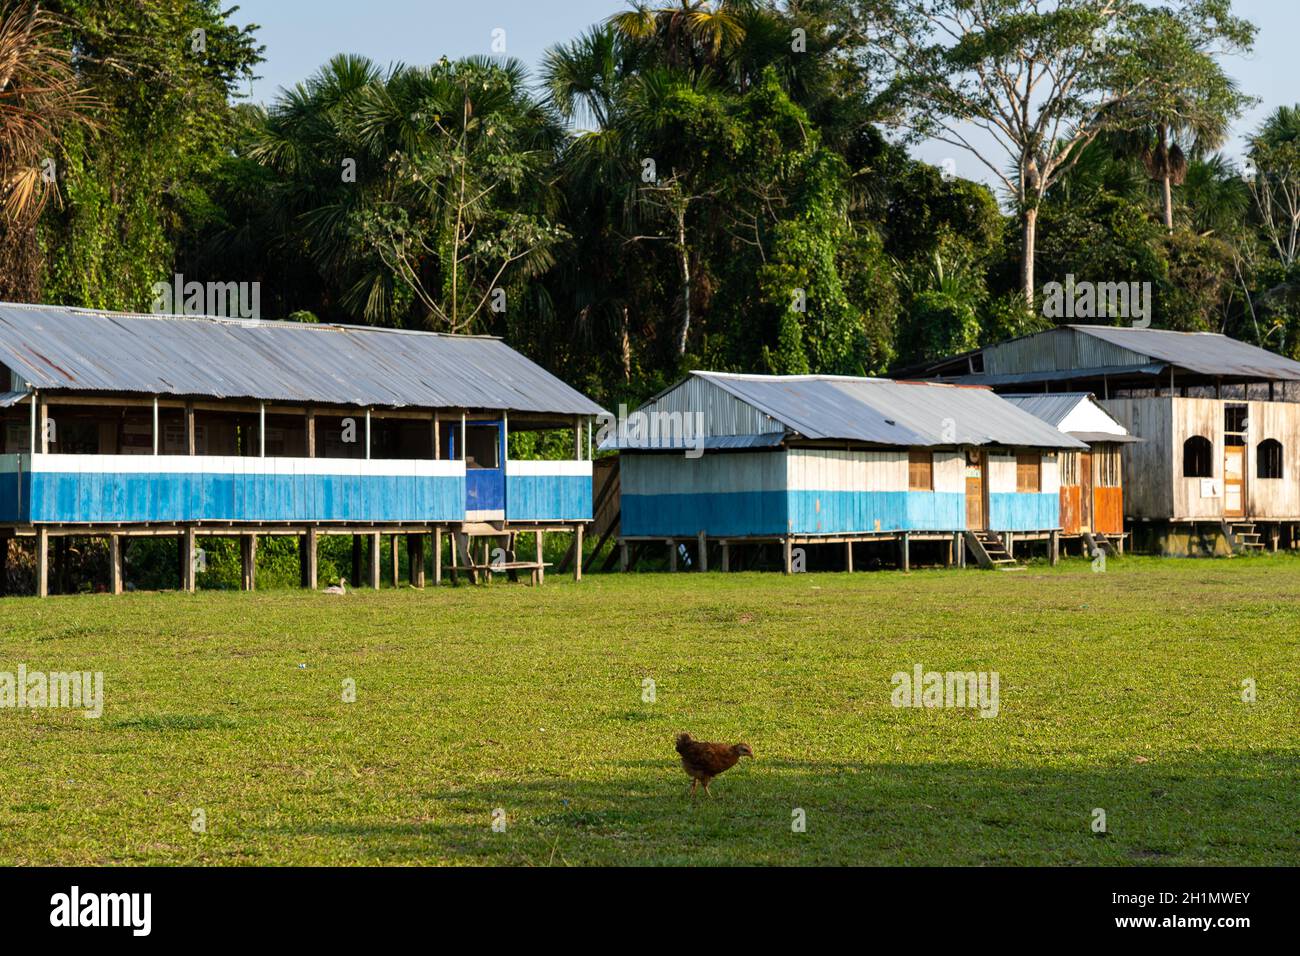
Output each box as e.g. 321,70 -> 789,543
0,303 -> 604,416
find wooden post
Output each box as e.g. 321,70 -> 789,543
943,536 -> 953,568
351,535 -> 362,585
110,534 -> 124,595
185,402 -> 196,455
1049,530 -> 1060,567
697,531 -> 707,572
845,540 -> 854,573
303,527 -> 318,589
783,536 -> 793,575
409,534 -> 426,588
432,411 -> 440,459
449,531 -> 459,586
391,534 -> 400,588
183,526 -> 197,592
573,525 -> 583,581
368,532 -> 381,589
535,531 -> 545,585
241,533 -> 257,591
720,540 -> 729,573
36,527 -> 48,597
1005,532 -> 1014,559
620,539 -> 630,573
306,408 -> 317,458
668,538 -> 677,572
899,533 -> 910,573
434,528 -> 443,585
38,398 -> 49,453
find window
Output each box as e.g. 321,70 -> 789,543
1060,451 -> 1079,487
463,425 -> 500,469
1225,403 -> 1248,434
1258,439 -> 1284,479
908,449 -> 933,491
1015,452 -> 1041,493
1183,435 -> 1213,477
1096,446 -> 1121,487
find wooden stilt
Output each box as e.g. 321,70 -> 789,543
1049,530 -> 1060,567
845,540 -> 854,573
697,531 -> 707,572
240,533 -> 257,591
668,538 -> 677,572
369,532 -> 381,589
434,528 -> 443,585
783,536 -> 793,575
535,531 -> 545,585
391,534 -> 400,588
183,526 -> 197,592
409,534 -> 426,588
573,525 -> 583,581
720,540 -> 729,573
36,527 -> 48,598
899,533 -> 910,573
448,530 -> 459,586
110,534 -> 124,595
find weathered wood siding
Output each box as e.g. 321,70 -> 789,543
1245,400 -> 1300,518
1100,398 -> 1174,519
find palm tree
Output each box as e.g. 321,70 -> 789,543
0,1 -> 95,227
607,1 -> 750,74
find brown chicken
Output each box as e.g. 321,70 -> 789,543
675,732 -> 753,797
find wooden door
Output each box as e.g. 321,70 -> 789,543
965,450 -> 985,530
1224,445 -> 1245,518
1079,450 -> 1094,532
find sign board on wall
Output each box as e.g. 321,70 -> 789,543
1200,478 -> 1221,498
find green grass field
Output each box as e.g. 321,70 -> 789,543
1,555 -> 1297,866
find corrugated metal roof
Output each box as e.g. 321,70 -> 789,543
1068,325 -> 1300,380
694,373 -> 1084,448
1000,393 -> 1094,427
601,432 -> 786,452
1066,431 -> 1141,444
0,390 -> 28,408
0,303 -> 605,416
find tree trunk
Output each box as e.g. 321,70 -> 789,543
1020,206 -> 1038,311
1163,174 -> 1174,232
675,208 -> 691,357
620,306 -> 631,382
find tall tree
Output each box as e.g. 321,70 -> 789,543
869,0 -> 1246,308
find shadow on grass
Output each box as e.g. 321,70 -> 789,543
255,751 -> 1300,866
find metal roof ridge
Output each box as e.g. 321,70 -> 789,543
0,302 -> 504,341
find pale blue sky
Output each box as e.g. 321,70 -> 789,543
231,0 -> 1292,190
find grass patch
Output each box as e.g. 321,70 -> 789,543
0,554 -> 1297,865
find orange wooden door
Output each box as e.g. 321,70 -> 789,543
1224,445 -> 1245,518
965,451 -> 985,530
1079,451 -> 1094,532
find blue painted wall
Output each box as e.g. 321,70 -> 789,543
0,471 -> 28,523
506,475 -> 592,522
24,470 -> 465,524
622,490 -> 788,538
466,469 -> 505,512
788,490 -> 967,534
988,492 -> 1059,531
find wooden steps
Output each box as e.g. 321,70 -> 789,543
1223,520 -> 1266,554
964,531 -> 1023,570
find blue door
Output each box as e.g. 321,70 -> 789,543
460,421 -> 505,518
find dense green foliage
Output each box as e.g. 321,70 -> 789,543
7,0 -> 1299,410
